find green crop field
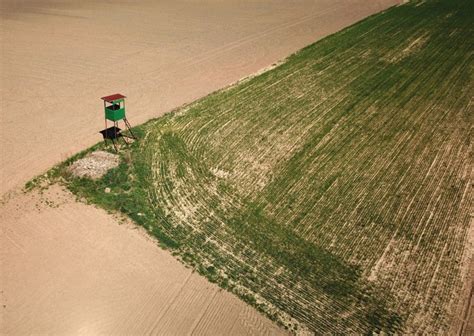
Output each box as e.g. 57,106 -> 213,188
61,0 -> 472,333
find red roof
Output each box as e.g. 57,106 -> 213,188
101,93 -> 126,102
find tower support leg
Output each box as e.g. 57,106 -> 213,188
111,138 -> 119,152
124,118 -> 136,139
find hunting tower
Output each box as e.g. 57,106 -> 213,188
100,93 -> 136,151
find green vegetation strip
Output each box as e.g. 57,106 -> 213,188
52,0 -> 473,333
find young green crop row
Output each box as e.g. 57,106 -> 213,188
66,0 -> 473,333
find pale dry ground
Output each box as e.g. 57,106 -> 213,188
0,0 -> 400,334
0,185 -> 286,335
0,0 -> 399,194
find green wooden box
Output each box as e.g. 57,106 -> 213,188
105,106 -> 125,121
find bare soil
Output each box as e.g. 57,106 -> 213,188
0,185 -> 285,335
0,0 -> 400,194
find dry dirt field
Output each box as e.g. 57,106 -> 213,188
0,0 -> 401,334
1,0 -> 399,194
0,186 -> 285,335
